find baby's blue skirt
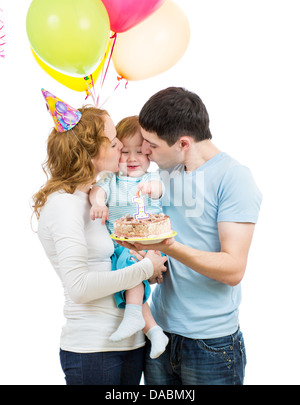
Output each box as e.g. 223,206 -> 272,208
111,245 -> 151,309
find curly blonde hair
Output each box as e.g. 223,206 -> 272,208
32,106 -> 109,219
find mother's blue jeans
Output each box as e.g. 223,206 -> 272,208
144,328 -> 246,385
60,346 -> 144,385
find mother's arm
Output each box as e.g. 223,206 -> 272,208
47,198 -> 166,304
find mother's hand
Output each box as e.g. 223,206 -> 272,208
129,249 -> 168,285
146,250 -> 168,284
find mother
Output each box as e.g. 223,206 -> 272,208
32,92 -> 167,385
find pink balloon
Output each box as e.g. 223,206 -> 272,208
101,0 -> 166,33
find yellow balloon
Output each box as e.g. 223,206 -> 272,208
112,0 -> 190,81
31,40 -> 112,92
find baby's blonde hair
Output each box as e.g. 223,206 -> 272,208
116,115 -> 141,142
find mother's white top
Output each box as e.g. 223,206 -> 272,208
38,190 -> 153,353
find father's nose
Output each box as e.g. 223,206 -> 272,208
142,140 -> 150,155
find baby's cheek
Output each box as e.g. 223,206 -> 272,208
141,157 -> 151,169
119,156 -> 127,163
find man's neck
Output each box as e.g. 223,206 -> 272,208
184,140 -> 221,172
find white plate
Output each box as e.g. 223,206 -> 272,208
110,231 -> 177,245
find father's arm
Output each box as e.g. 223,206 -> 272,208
163,221 -> 255,286
119,221 -> 255,287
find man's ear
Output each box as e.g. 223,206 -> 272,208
178,136 -> 192,150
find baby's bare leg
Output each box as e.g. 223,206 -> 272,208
109,283 -> 145,342
142,302 -> 169,359
125,283 -> 144,306
142,302 -> 158,333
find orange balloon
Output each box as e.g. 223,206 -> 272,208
112,0 -> 190,81
31,40 -> 112,92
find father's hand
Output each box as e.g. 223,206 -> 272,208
116,237 -> 175,254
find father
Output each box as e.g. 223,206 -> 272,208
120,87 -> 262,385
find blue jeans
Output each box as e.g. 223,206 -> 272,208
60,346 -> 144,385
144,328 -> 246,385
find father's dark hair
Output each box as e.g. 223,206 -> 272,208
139,87 -> 212,146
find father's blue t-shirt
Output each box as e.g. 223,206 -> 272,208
151,152 -> 262,339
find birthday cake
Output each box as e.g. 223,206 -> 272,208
113,213 -> 172,239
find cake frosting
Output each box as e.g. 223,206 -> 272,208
114,213 -> 172,239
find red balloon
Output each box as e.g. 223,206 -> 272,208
101,0 -> 166,33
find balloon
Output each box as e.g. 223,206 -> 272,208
26,0 -> 110,77
31,40 -> 112,92
101,0 -> 165,33
112,0 -> 190,81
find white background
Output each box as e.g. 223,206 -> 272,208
0,0 -> 299,385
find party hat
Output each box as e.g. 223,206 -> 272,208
41,88 -> 82,132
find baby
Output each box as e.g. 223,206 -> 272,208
89,116 -> 168,359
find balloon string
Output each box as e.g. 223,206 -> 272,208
0,8 -> 5,59
85,74 -> 99,107
84,76 -> 92,100
85,33 -> 116,106
99,76 -> 128,108
83,33 -> 119,107
95,41 -> 111,103
84,74 -> 98,106
101,33 -> 117,89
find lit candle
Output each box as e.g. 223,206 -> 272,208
132,191 -> 150,220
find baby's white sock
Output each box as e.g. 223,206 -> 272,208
146,326 -> 169,359
109,304 -> 145,342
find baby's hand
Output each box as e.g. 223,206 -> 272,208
90,205 -> 109,225
136,180 -> 162,199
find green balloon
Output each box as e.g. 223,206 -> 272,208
26,0 -> 110,77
